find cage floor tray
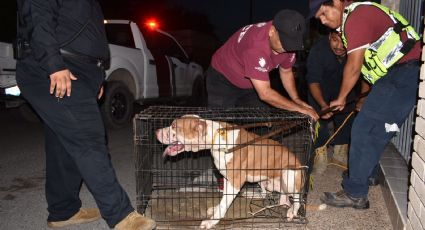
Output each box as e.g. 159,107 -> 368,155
144,189 -> 306,229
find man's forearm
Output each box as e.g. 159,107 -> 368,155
339,68 -> 360,100
258,88 -> 301,112
338,49 -> 365,100
309,83 -> 327,108
279,67 -> 300,100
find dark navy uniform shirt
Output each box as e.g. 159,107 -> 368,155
306,35 -> 345,100
17,0 -> 109,75
306,35 -> 357,112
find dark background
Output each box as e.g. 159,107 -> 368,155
0,0 -> 312,71
0,0 -> 309,43
0,0 -> 383,101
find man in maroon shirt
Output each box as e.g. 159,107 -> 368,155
206,9 -> 319,120
311,0 -> 421,209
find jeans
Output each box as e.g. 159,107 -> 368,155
16,57 -> 133,227
342,62 -> 419,198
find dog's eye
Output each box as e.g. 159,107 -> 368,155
171,123 -> 176,129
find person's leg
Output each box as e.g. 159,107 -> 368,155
332,112 -> 355,145
206,67 -> 239,107
321,63 -> 419,208
16,62 -> 87,221
17,60 -> 133,228
342,113 -> 394,197
367,164 -> 380,186
310,118 -> 331,175
342,163 -> 380,186
314,119 -> 331,148
338,112 -> 381,185
343,64 -> 419,198
306,95 -> 331,174
44,124 -> 83,221
330,112 -> 355,166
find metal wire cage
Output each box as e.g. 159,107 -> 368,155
134,106 -> 314,229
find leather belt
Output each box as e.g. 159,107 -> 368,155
59,49 -> 105,69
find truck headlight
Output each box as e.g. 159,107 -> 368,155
5,86 -> 21,96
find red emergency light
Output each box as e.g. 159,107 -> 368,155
145,19 -> 159,30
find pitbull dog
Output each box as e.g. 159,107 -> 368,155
156,115 -> 324,229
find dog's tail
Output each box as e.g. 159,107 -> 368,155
305,203 -> 327,211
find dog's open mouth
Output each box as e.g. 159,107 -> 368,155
163,141 -> 185,157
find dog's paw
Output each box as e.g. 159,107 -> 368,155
200,219 -> 219,229
286,207 -> 297,221
286,212 -> 295,221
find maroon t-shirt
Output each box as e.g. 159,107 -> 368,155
344,4 -> 421,63
211,21 -> 296,89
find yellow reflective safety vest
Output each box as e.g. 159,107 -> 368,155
341,2 -> 420,84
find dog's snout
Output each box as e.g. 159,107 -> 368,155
156,129 -> 164,141
156,128 -> 172,144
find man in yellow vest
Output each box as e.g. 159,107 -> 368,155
310,0 -> 421,209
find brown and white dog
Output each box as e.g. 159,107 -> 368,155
156,115 -> 324,229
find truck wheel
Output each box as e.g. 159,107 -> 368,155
190,75 -> 207,106
101,82 -> 134,129
19,103 -> 40,123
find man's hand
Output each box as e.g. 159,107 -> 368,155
320,105 -> 333,119
49,69 -> 77,98
330,97 -> 346,111
98,85 -> 104,100
297,106 -> 319,121
293,98 -> 314,109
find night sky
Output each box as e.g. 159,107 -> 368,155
168,0 -> 309,41
0,0 -> 308,43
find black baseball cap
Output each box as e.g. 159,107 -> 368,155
272,9 -> 306,52
308,0 -> 330,18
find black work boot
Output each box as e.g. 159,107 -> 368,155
342,170 -> 379,186
320,190 -> 369,209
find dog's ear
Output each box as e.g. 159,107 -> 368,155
194,119 -> 207,137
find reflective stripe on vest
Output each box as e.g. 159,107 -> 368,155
341,2 -> 419,84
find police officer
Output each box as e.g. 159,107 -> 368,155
16,0 -> 155,229
310,0 -> 421,209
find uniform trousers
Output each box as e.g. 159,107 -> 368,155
16,57 -> 133,228
342,62 -> 419,198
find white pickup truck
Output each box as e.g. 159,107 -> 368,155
0,20 -> 206,128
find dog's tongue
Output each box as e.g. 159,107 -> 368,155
163,142 -> 184,157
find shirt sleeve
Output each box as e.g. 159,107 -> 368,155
29,0 -> 66,75
241,49 -> 270,81
278,53 -> 296,70
344,6 -> 391,53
